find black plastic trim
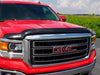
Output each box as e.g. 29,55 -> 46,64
4,28 -> 91,40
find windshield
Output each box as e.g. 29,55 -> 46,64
0,4 -> 60,21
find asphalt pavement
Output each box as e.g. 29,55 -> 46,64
92,38 -> 100,75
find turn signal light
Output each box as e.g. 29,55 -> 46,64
0,42 -> 8,50
93,37 -> 96,43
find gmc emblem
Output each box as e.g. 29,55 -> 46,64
53,45 -> 77,54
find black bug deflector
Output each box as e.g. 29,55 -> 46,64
4,28 -> 91,40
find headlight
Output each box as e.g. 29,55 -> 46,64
0,38 -> 23,58
8,43 -> 22,53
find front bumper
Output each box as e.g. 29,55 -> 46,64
0,50 -> 96,75
0,61 -> 96,75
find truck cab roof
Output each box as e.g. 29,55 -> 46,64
1,1 -> 47,6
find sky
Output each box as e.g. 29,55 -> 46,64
1,0 -> 100,14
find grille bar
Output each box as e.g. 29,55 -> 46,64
33,42 -> 88,49
33,43 -> 88,54
34,38 -> 88,47
32,51 -> 87,64
33,50 -> 87,57
34,45 -> 88,55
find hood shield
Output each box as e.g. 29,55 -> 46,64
4,28 -> 91,40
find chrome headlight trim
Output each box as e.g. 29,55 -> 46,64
90,34 -> 96,50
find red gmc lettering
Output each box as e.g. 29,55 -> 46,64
53,46 -> 77,54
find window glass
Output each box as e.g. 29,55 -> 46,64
0,4 -> 60,21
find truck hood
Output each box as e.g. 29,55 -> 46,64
0,20 -> 83,37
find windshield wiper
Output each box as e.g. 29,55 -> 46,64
0,18 -> 17,22
0,19 -> 5,22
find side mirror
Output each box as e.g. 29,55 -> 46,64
59,16 -> 66,22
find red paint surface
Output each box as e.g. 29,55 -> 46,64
1,1 -> 47,6
0,49 -> 96,74
0,20 -> 83,38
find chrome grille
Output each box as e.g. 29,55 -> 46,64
30,37 -> 90,65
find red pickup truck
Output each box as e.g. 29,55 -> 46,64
0,1 -> 96,75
